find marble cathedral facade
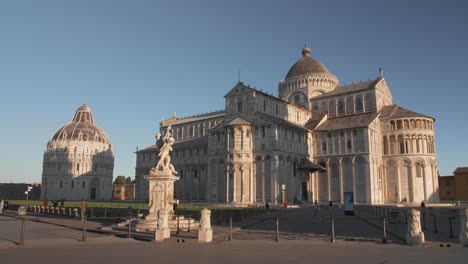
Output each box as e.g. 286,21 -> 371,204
135,45 -> 439,205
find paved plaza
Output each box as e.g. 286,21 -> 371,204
1,207 -> 467,264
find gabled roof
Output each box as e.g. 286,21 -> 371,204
304,114 -> 326,130
379,105 -> 434,120
227,117 -> 251,126
315,112 -> 378,131
313,78 -> 381,100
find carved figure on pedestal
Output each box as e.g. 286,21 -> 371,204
152,125 -> 177,174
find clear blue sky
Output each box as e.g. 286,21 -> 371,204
1,0 -> 467,183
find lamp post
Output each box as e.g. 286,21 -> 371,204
25,186 -> 32,201
281,184 -> 286,204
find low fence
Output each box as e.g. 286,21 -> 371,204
354,204 -> 464,243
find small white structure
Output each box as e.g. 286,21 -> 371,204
198,208 -> 213,243
406,209 -> 425,245
459,209 -> 468,244
155,208 -> 170,241
41,104 -> 114,201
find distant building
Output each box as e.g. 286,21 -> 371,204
438,176 -> 456,200
41,105 -> 114,201
135,45 -> 440,205
112,184 -> 135,200
454,167 -> 468,200
438,167 -> 468,201
0,183 -> 41,200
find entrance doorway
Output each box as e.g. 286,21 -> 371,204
90,187 -> 97,200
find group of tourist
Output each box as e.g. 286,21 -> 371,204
42,199 -> 65,208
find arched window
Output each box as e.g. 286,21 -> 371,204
338,100 -> 345,115
356,97 -> 363,113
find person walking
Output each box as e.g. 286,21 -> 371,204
80,200 -> 87,221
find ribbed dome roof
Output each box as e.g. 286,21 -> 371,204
285,45 -> 331,79
51,104 -> 109,144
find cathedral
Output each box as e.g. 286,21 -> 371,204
135,45 -> 439,205
41,104 -> 114,201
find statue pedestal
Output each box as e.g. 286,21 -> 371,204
136,169 -> 179,231
198,208 -> 212,243
406,209 -> 425,245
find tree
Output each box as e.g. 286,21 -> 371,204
125,177 -> 132,185
113,176 -> 127,186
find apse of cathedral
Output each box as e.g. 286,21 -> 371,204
135,45 -> 439,205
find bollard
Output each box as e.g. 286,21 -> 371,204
176,215 -> 180,235
382,218 -> 387,243
275,218 -> 279,242
432,214 -> 438,233
331,217 -> 335,243
127,216 -> 132,239
68,208 -> 72,217
81,217 -> 87,241
422,212 -> 426,231
188,216 -> 191,232
18,218 -> 25,246
228,217 -> 232,241
449,216 -> 454,239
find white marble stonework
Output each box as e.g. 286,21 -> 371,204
41,104 -> 114,201
406,209 -> 425,245
135,44 -> 440,206
198,208 -> 213,243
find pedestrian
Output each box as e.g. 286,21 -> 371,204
283,199 -> 289,208
3,200 -> 8,210
265,201 -> 270,209
60,199 -> 64,208
80,200 -> 87,221
0,200 -> 4,214
329,200 -> 333,207
420,200 -> 425,208
43,199 -> 49,207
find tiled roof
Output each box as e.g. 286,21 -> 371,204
315,112 -> 378,131
161,111 -> 225,127
304,115 -> 325,130
313,79 -> 380,99
454,167 -> 468,174
379,105 -> 433,119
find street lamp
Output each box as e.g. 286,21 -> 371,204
25,186 -> 32,201
281,184 -> 286,204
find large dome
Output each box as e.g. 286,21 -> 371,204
51,104 -> 109,144
285,45 -> 331,79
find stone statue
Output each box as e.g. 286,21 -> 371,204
406,209 -> 425,245
152,125 -> 177,174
